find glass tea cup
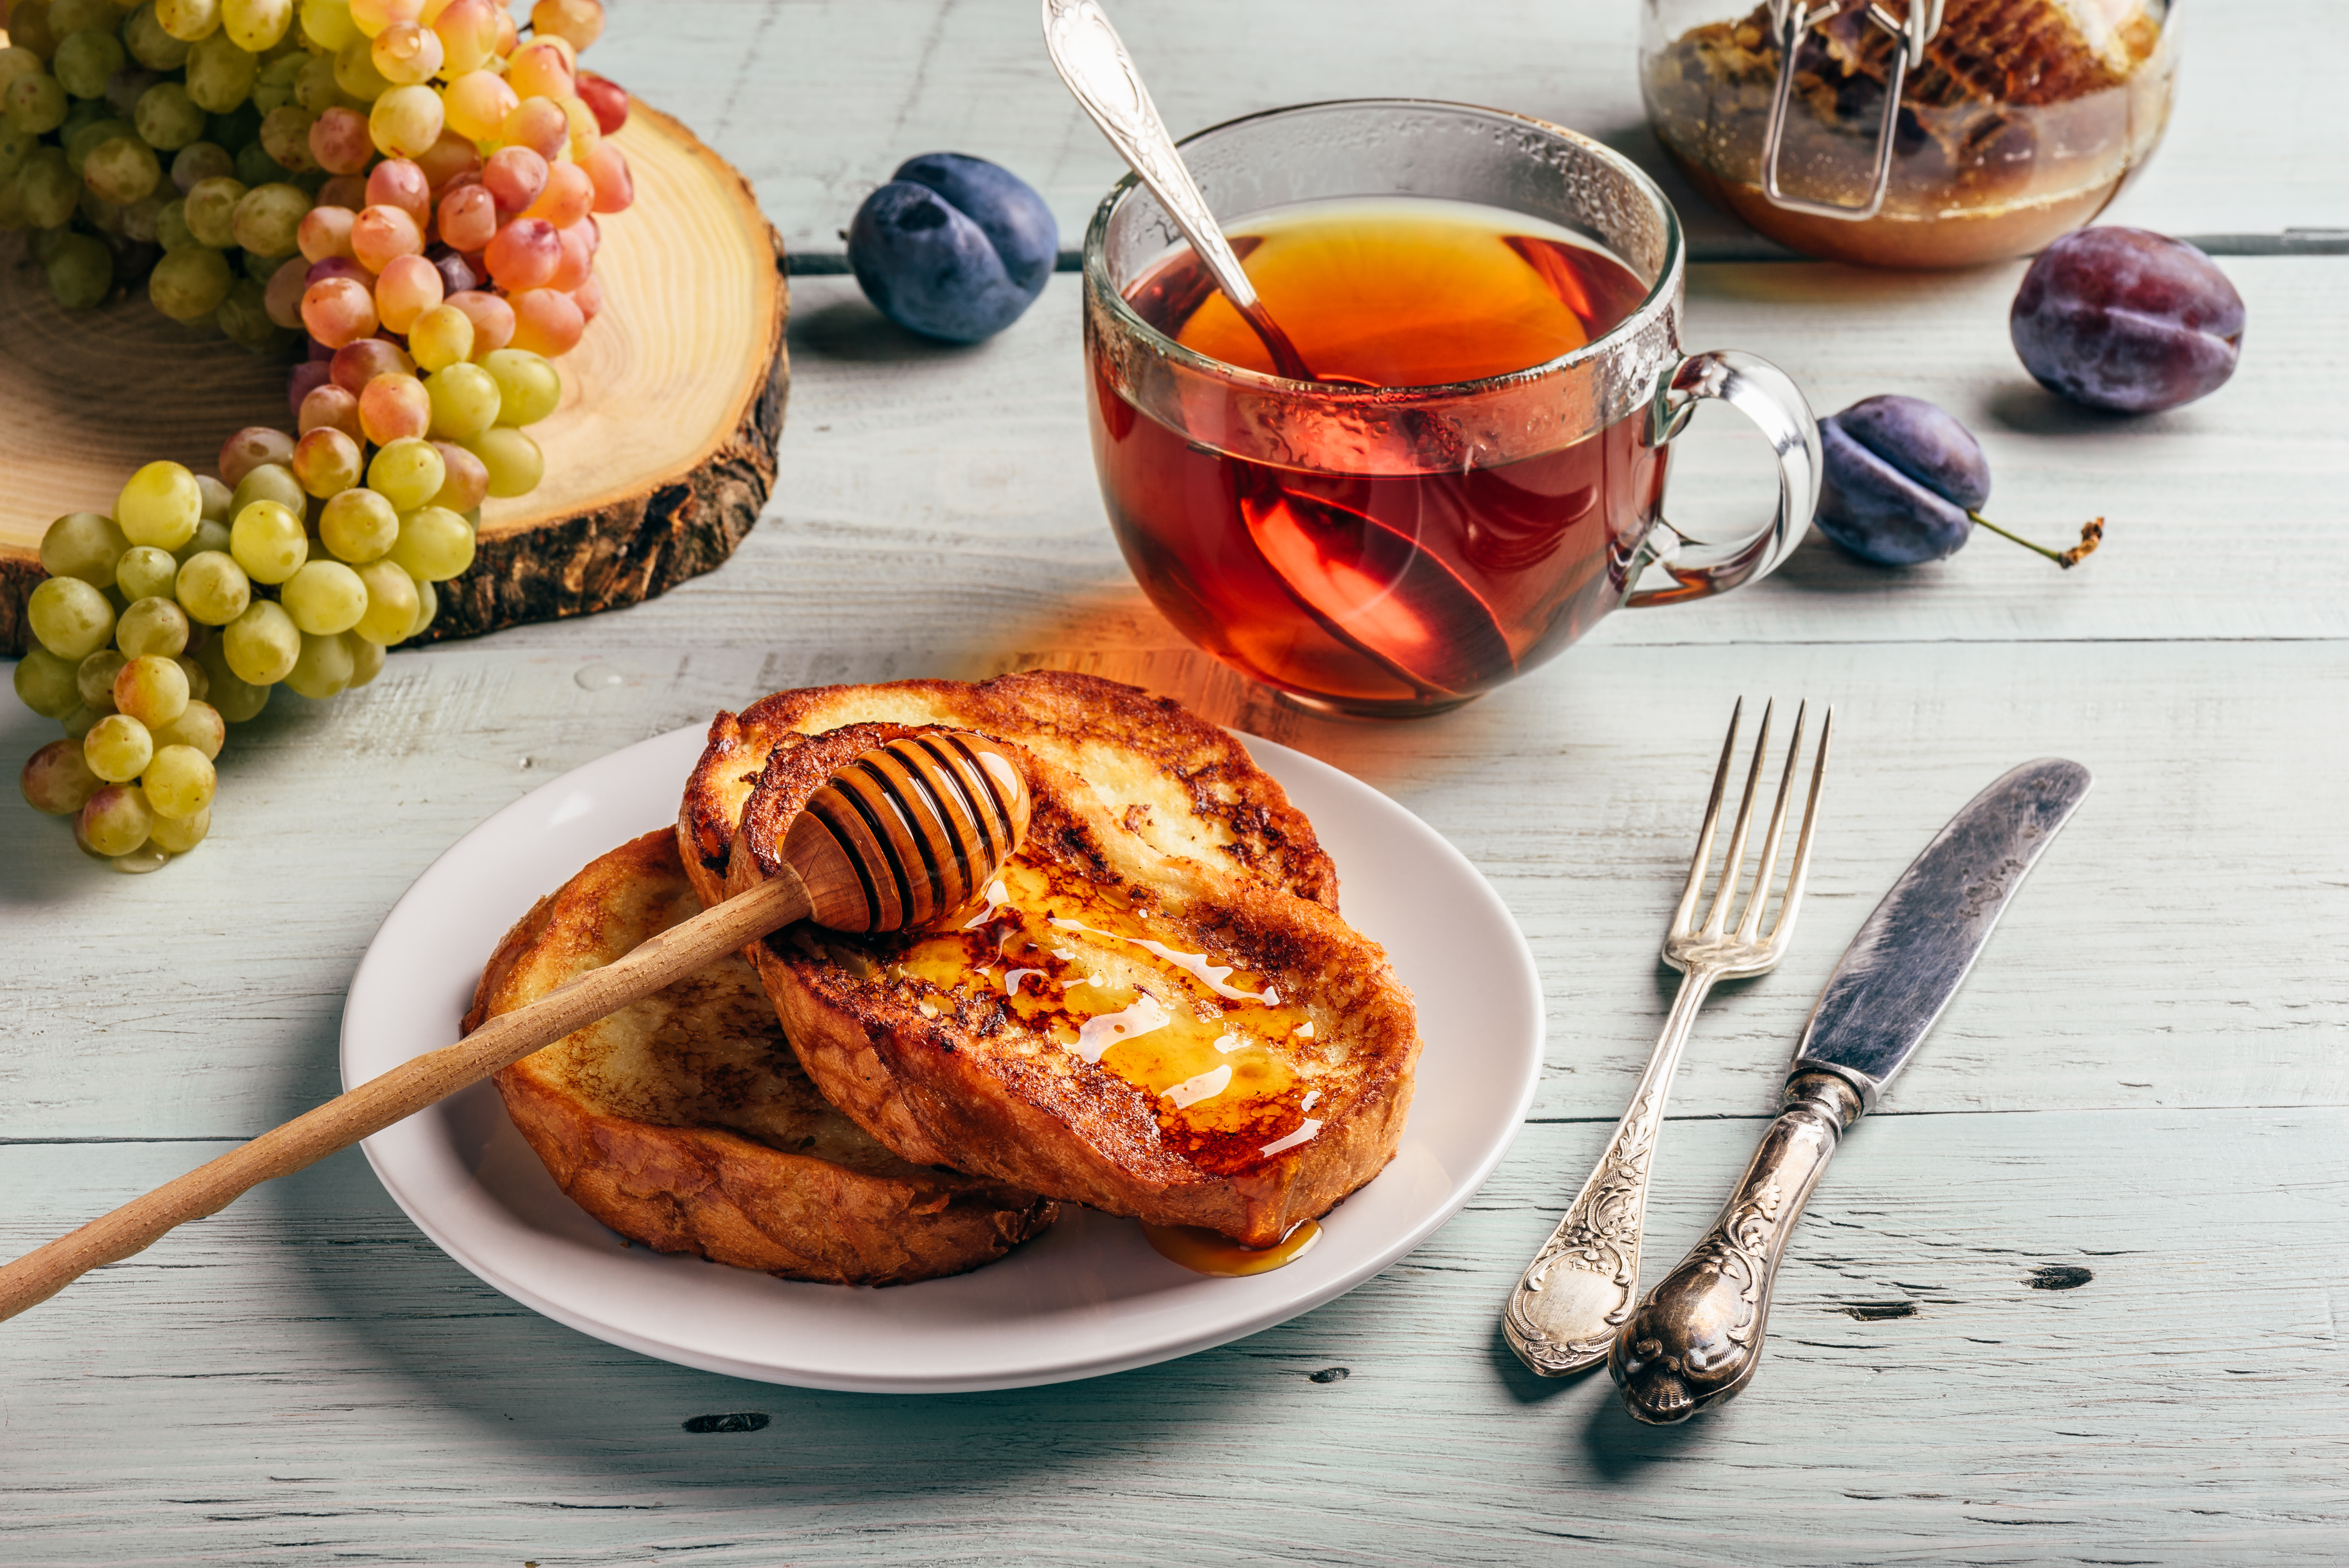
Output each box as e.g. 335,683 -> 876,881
1083,99 -> 1821,719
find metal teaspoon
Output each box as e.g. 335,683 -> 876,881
1040,0 -> 1321,382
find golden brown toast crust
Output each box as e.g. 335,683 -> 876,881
722,725 -> 1420,1249
676,670 -> 1338,914
469,830 -> 1058,1286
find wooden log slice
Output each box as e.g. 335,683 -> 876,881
0,101 -> 788,657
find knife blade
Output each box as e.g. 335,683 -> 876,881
1608,757 -> 2093,1425
1794,756 -> 2095,1110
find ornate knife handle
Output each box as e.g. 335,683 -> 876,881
1608,1071 -> 1864,1424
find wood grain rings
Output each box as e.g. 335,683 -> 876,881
782,731 -> 1033,933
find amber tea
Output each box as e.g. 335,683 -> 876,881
1090,197 -> 1665,715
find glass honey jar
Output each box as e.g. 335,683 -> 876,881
1641,0 -> 2176,268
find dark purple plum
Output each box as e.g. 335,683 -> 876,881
848,153 -> 1057,344
890,152 -> 1057,296
2010,227 -> 2244,413
1815,395 -> 1985,565
1816,394 -> 2101,569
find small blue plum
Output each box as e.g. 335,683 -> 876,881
2010,227 -> 2244,413
848,153 -> 1058,344
889,153 -> 1057,296
1816,394 -> 2101,570
1816,395 -> 1985,565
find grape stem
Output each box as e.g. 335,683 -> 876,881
1969,511 -> 2105,569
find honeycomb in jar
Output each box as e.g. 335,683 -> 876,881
1650,0 -> 2162,205
1810,0 -> 2151,110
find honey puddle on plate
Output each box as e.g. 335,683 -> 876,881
1143,1218 -> 1323,1276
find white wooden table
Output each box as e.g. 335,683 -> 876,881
7,3 -> 2348,1561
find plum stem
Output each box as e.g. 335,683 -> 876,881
1968,511 -> 2105,569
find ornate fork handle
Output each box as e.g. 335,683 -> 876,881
1504,963 -> 1724,1375
1608,1071 -> 1863,1422
1503,699 -> 1829,1379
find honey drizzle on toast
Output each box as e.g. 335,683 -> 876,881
875,860 -> 1325,1172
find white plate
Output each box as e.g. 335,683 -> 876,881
344,725 -> 1543,1393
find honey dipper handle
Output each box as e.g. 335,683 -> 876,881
0,868 -> 814,1325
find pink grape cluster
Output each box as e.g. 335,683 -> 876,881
282,0 -> 633,433
1,0 -> 633,392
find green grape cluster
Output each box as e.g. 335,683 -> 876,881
9,400 -> 520,869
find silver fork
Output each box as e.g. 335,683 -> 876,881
1504,698 -> 1831,1377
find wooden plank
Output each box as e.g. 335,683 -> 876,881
5,636 -> 2342,1140
455,263 -> 2347,657
5,1107 -> 2345,1563
3,3 -> 2340,1556
598,0 -> 2349,263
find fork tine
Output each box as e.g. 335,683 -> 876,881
1702,698 -> 1772,936
1735,701 -> 1807,942
1768,706 -> 1833,945
1673,698 -> 1743,936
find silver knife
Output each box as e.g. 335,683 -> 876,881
1608,757 -> 2093,1425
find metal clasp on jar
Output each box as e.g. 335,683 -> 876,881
1759,0 -> 1946,221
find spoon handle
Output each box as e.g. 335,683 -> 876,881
1041,0 -> 1251,304
1041,0 -> 1312,379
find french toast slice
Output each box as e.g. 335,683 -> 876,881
467,830 -> 1058,1286
714,713 -> 1421,1249
677,670 -> 1339,914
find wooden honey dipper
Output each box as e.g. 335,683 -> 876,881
0,731 -> 1032,1322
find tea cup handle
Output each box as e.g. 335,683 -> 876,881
1623,350 -> 1821,609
